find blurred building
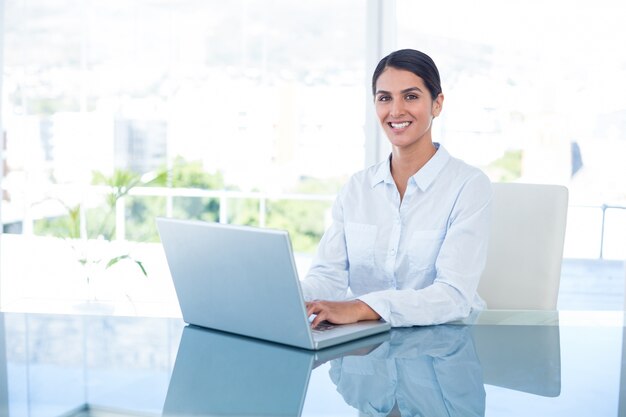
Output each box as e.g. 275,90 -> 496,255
114,118 -> 167,174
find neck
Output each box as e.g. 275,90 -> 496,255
390,140 -> 437,201
391,140 -> 437,177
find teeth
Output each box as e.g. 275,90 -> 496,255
390,122 -> 410,129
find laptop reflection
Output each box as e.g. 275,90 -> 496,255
161,325 -> 388,417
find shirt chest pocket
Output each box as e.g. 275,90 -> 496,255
345,222 -> 378,271
408,228 -> 446,272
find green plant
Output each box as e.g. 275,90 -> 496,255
34,169 -> 168,290
85,168 -> 166,277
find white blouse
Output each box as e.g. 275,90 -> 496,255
300,144 -> 492,327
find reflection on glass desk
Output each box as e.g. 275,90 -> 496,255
163,326 -> 390,416
0,310 -> 623,416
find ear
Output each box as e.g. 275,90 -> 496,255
432,93 -> 444,117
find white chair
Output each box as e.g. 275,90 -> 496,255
478,183 -> 569,310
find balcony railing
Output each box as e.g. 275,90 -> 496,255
5,184 -> 626,260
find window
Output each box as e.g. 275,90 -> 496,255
397,0 -> 626,259
0,0 -> 366,310
2,0 -> 625,313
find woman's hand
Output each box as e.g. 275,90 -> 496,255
305,300 -> 381,328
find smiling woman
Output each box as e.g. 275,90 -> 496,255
375,69 -> 441,153
302,49 -> 492,328
371,50 -> 445,200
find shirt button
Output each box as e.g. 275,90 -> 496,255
390,248 -> 396,255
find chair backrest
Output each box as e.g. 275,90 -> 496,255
478,183 -> 569,310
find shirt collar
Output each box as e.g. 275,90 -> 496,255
370,155 -> 394,187
411,143 -> 450,191
369,143 -> 450,190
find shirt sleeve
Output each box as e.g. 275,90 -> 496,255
300,192 -> 350,301
358,173 -> 492,327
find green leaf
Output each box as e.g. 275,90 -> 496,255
134,260 -> 148,277
105,254 -> 148,277
105,254 -> 130,269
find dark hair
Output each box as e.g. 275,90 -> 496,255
372,49 -> 442,99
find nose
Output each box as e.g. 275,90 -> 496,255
390,98 -> 405,117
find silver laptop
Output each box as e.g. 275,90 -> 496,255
162,325 -> 388,417
156,217 -> 390,350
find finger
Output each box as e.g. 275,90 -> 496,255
310,310 -> 327,328
306,302 -> 318,317
310,314 -> 324,329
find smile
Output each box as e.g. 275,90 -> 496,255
389,121 -> 411,129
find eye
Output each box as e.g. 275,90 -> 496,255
376,94 -> 391,102
405,93 -> 419,100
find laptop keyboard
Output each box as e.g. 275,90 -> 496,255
312,321 -> 336,332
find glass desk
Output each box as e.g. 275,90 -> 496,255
0,310 -> 623,416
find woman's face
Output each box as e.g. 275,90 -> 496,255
374,67 -> 443,151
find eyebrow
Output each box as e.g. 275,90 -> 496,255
375,86 -> 424,95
